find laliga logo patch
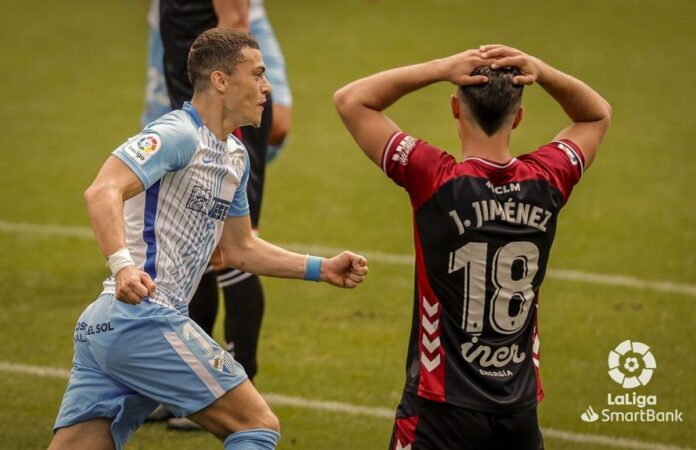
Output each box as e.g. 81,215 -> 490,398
608,340 -> 656,389
126,133 -> 161,165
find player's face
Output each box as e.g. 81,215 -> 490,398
224,48 -> 271,127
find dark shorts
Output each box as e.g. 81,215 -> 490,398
389,392 -> 544,450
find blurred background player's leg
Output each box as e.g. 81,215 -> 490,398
249,1 -> 293,163
141,0 -> 171,128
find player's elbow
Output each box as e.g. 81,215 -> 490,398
83,182 -> 107,207
220,242 -> 253,271
333,87 -> 355,118
604,101 -> 613,125
599,98 -> 612,125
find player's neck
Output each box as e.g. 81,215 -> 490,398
191,95 -> 238,141
460,129 -> 513,164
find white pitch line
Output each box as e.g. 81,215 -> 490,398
0,361 -> 691,450
0,220 -> 94,239
1,219 -> 695,297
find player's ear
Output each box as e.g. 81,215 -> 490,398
210,71 -> 228,93
512,106 -> 524,129
450,94 -> 460,120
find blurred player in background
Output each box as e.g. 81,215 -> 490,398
335,45 -> 610,449
49,28 -> 367,450
142,0 -> 293,428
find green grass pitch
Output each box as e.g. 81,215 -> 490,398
0,0 -> 694,449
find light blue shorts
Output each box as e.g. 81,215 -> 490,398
141,27 -> 172,127
54,293 -> 247,450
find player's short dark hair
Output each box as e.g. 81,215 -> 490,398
458,66 -> 524,136
187,28 -> 260,92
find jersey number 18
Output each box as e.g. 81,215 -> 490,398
448,241 -> 539,335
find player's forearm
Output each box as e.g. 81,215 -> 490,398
335,59 -> 446,113
214,0 -> 249,31
537,60 -> 612,124
84,185 -> 127,258
221,235 -> 314,280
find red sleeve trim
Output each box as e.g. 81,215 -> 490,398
552,139 -> 585,177
381,131 -> 404,174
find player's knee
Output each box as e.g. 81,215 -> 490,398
259,409 -> 280,433
242,408 -> 279,433
213,405 -> 279,438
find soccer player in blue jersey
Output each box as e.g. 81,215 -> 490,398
49,28 -> 368,450
335,46 -> 610,449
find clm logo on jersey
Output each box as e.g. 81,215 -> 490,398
186,185 -> 230,221
125,133 -> 161,165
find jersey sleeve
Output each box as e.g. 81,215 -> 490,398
227,148 -> 251,217
112,113 -> 197,189
381,131 -> 455,208
523,139 -> 585,202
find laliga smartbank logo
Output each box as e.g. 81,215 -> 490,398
607,339 -> 655,388
580,340 -> 683,423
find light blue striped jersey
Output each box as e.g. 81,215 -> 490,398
102,102 -> 250,314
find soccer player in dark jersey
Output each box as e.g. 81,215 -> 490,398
335,45 -> 611,449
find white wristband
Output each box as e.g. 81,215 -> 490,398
106,248 -> 135,276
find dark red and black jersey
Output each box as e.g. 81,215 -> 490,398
382,131 -> 585,413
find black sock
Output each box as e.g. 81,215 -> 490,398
217,269 -> 265,381
187,268 -> 219,336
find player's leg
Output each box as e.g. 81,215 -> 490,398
188,379 -> 279,446
49,419 -> 114,450
250,15 -> 292,162
219,270 -> 264,380
140,23 -> 172,128
102,298 -> 279,448
52,296 -> 159,450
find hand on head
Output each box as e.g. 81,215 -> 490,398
479,45 -> 541,85
444,45 -> 540,87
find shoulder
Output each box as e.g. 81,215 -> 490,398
382,132 -> 453,174
518,140 -> 585,175
146,110 -> 199,149
517,139 -> 585,201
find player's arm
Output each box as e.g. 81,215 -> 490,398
213,0 -> 250,31
333,50 -> 492,166
218,215 -> 368,288
83,156 -> 156,304
480,45 -> 612,169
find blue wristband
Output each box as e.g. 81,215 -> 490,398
303,255 -> 322,282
